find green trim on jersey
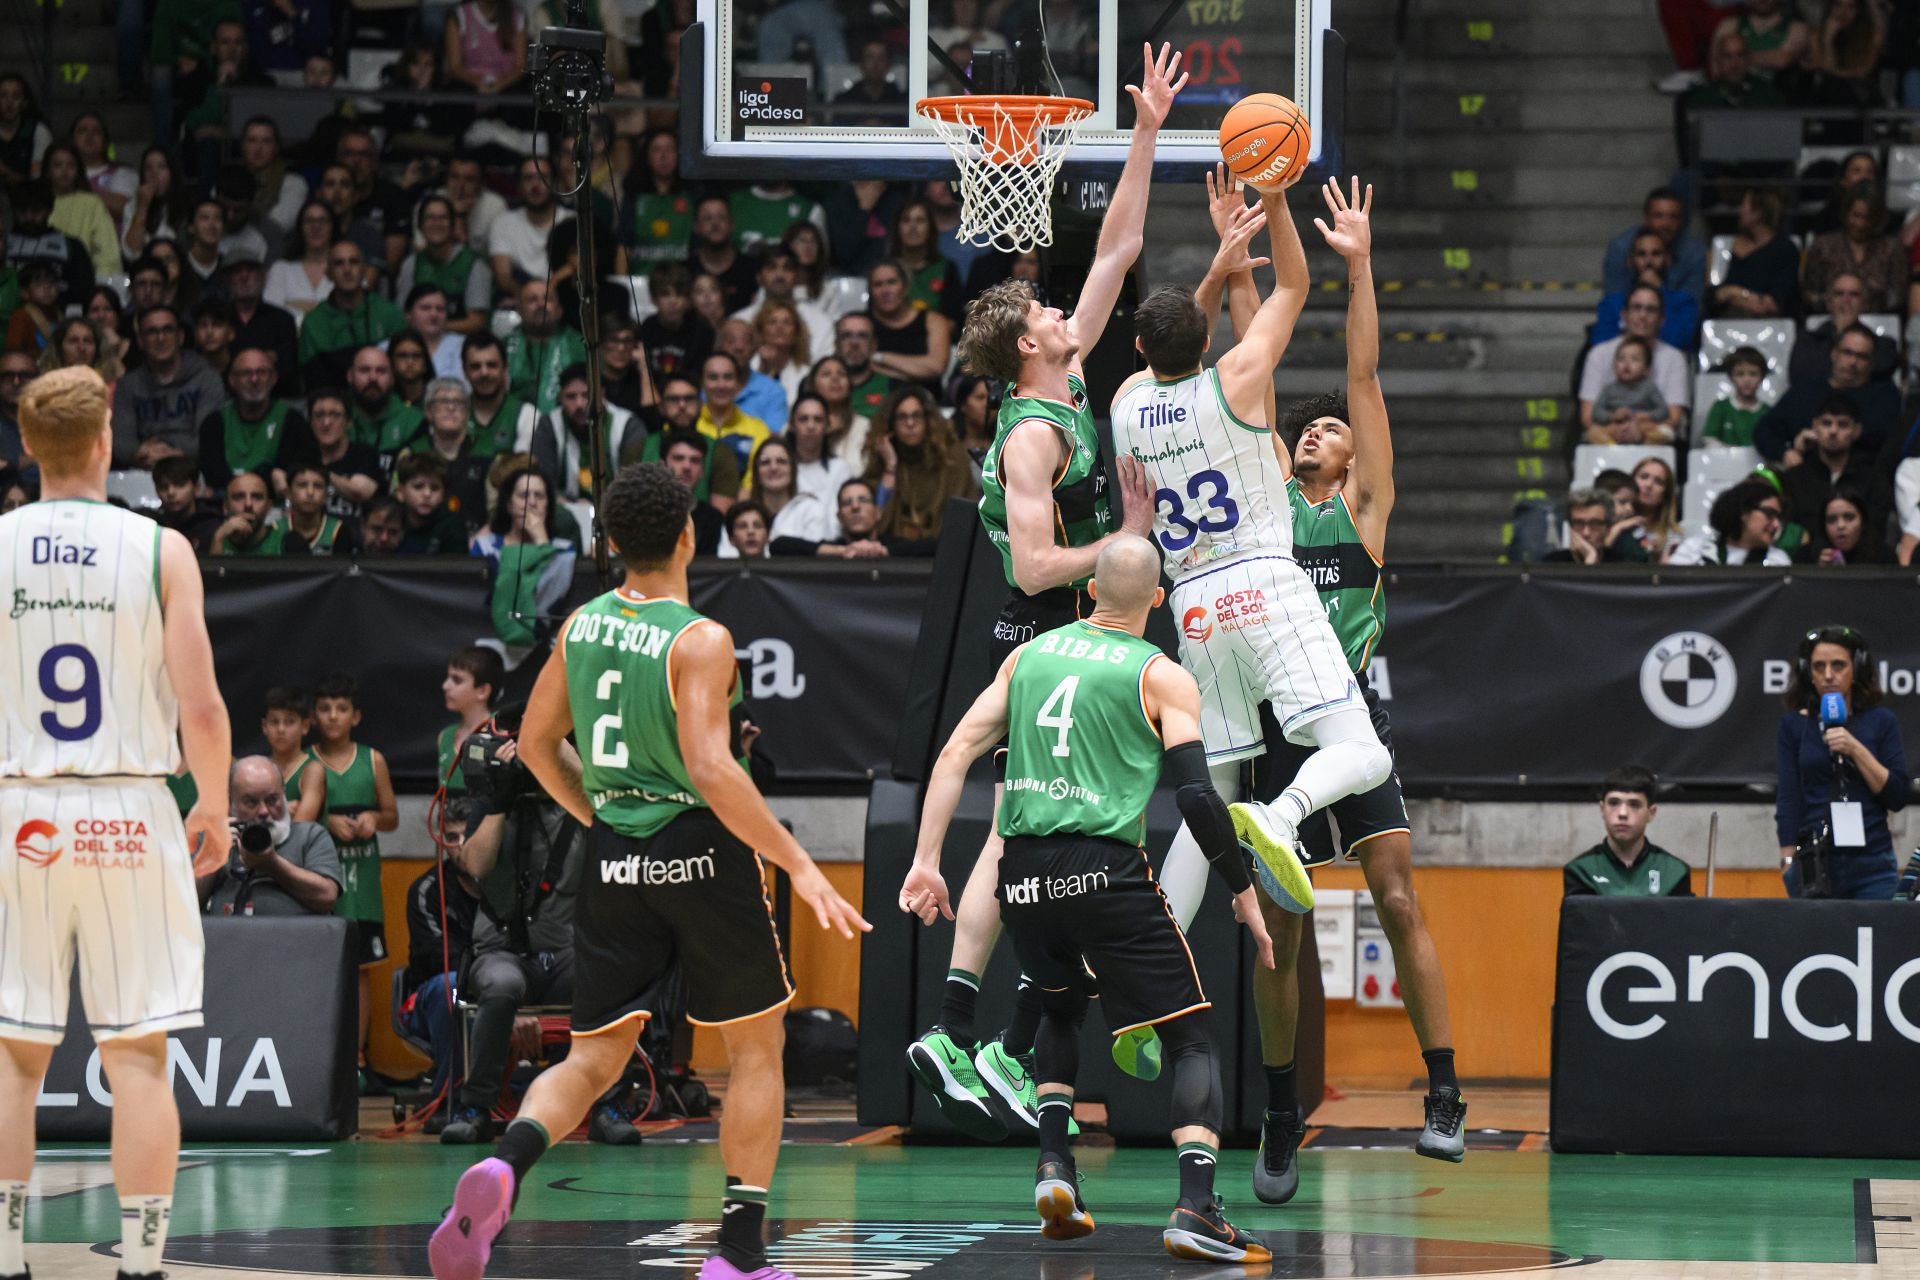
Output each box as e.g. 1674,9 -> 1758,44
563,589 -> 742,839
1208,369 -> 1266,434
999,621 -> 1162,845
322,743 -> 384,923
977,373 -> 1112,591
1287,477 -> 1385,672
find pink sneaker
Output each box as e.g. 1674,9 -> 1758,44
697,1256 -> 795,1280
429,1157 -> 516,1280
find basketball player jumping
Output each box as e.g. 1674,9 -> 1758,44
430,462 -> 868,1280
905,536 -> 1275,1264
0,367 -> 234,1280
895,42 -> 1185,1139
1224,177 -> 1466,1196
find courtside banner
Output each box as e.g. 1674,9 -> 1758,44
35,917 -> 356,1140
197,561 -> 929,787
1375,568 -> 1920,788
1552,896 -> 1920,1157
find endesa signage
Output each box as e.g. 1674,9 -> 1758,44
1552,897 -> 1920,1158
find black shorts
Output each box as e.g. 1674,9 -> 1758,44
348,918 -> 388,968
1251,668 -> 1409,869
997,834 -> 1208,1036
987,586 -> 1084,672
572,810 -> 794,1035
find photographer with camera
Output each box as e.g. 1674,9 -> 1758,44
198,756 -> 343,916
438,712 -> 642,1146
1777,626 -> 1911,900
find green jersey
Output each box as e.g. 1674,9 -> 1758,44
730,189 -> 818,250
220,401 -> 292,477
563,589 -> 741,839
631,191 -> 694,273
1287,478 -> 1385,672
1564,841 -> 1693,897
298,293 -> 405,367
352,397 -> 425,459
979,373 -> 1112,591
282,748 -> 318,803
1000,621 -> 1164,844
323,743 -> 383,922
412,246 -> 482,317
506,328 -> 588,413
470,394 -> 532,458
437,723 -> 468,793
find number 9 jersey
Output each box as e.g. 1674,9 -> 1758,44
0,500 -> 179,779
1111,369 -> 1361,763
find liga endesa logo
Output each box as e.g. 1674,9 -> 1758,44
1182,607 -> 1213,642
14,820 -> 60,868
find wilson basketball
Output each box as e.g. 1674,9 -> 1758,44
1218,93 -> 1311,192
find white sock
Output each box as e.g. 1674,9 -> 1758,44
1280,709 -> 1391,826
118,1196 -> 170,1276
0,1181 -> 26,1276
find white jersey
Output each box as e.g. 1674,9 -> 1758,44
0,499 -> 180,779
1110,367 -> 1294,579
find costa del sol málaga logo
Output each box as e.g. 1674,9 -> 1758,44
1639,631 -> 1738,729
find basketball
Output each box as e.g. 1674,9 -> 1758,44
1217,92 -> 1311,192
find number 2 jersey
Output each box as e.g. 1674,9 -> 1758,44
1109,367 -> 1294,578
0,499 -> 179,778
563,587 -> 741,839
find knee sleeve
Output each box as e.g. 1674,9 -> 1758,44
1159,1012 -> 1223,1135
1034,988 -> 1088,1087
1306,709 -> 1392,795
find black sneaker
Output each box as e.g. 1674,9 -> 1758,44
589,1103 -> 643,1146
1251,1106 -> 1305,1204
1416,1087 -> 1467,1162
440,1105 -> 493,1145
1033,1158 -> 1094,1240
1162,1196 -> 1271,1264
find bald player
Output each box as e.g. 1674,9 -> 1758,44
902,536 -> 1278,1264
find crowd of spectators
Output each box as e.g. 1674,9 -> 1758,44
0,0 -> 1034,626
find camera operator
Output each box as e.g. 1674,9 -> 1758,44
438,714 -> 621,1145
397,798 -> 480,1122
1777,626 -> 1911,899
199,756 -> 343,916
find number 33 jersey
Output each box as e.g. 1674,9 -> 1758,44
1110,367 -> 1294,579
0,500 -> 179,779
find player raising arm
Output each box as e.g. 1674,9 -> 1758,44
904,536 -> 1275,1264
431,462 -> 866,1280
897,41 -> 1185,1142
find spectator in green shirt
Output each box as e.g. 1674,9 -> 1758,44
348,345 -> 425,465
299,240 -> 405,390
1565,765 -> 1694,897
503,277 -> 585,413
626,129 -> 691,277
208,469 -> 291,555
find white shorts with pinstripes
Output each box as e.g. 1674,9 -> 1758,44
1170,552 -> 1364,763
0,778 -> 204,1045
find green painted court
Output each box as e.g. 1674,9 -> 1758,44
19,1110 -> 1920,1280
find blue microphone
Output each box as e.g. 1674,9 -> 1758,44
1820,691 -> 1848,788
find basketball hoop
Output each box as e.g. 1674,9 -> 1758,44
918,94 -> 1094,253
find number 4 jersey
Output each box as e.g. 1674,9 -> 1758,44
0,499 -> 179,778
1111,369 -> 1361,762
563,588 -> 740,839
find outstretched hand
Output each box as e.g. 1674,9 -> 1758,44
1312,175 -> 1374,261
899,864 -> 953,925
1205,164 -> 1248,238
1209,199 -> 1272,278
1125,42 -> 1189,131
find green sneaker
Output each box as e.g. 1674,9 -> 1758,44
1229,801 -> 1315,914
906,1027 -> 1006,1140
974,1036 -> 1039,1128
1111,1025 -> 1163,1081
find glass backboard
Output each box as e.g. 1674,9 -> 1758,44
683,0 -> 1339,181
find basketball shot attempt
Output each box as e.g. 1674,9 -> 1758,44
0,366 -> 233,1280
430,462 -> 868,1280
905,536 -> 1276,1264
894,43 -> 1182,1141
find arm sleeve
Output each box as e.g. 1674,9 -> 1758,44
1776,713 -> 1806,845
1163,740 -> 1251,895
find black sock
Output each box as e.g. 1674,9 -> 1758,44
1176,1143 -> 1217,1208
1036,1095 -> 1073,1166
1264,1061 -> 1297,1118
719,1180 -> 769,1271
1422,1048 -> 1458,1094
938,969 -> 980,1047
1003,975 -> 1041,1057
492,1119 -> 550,1204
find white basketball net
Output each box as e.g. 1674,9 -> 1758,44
923,98 -> 1093,253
